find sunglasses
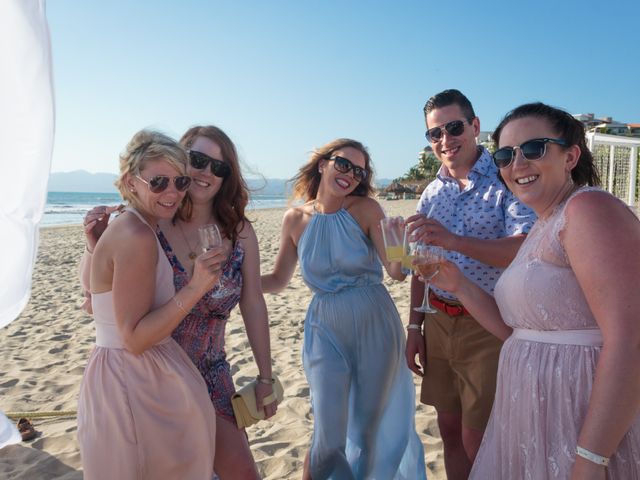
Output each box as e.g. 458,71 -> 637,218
188,150 -> 231,178
425,119 -> 470,143
135,174 -> 192,193
330,155 -> 368,183
492,138 -> 567,169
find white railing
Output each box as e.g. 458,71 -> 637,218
586,132 -> 640,207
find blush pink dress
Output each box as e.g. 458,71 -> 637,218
77,208 -> 216,480
470,188 -> 640,479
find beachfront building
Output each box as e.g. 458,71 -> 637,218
574,113 -> 640,137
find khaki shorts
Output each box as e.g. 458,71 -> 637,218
421,309 -> 503,431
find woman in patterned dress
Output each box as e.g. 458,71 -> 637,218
82,126 -> 276,479
428,103 -> 640,479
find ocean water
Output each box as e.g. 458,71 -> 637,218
42,191 -> 289,226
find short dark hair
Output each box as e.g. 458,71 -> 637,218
492,102 -> 600,187
423,89 -> 476,124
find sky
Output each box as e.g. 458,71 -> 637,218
47,0 -> 640,182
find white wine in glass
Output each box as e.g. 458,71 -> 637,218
198,223 -> 222,252
198,223 -> 224,294
413,243 -> 444,313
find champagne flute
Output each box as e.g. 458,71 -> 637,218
412,243 -> 444,313
198,223 -> 224,294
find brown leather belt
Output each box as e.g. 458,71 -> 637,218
429,291 -> 470,317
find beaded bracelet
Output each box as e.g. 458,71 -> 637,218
576,446 -> 609,467
406,324 -> 422,332
257,375 -> 275,385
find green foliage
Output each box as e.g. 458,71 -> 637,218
401,147 -> 439,181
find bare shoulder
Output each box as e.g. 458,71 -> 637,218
106,212 -> 157,259
565,189 -> 636,226
282,202 -> 314,245
237,218 -> 258,245
346,196 -> 384,221
283,203 -> 314,229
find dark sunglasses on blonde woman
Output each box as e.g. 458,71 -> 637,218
135,175 -> 192,193
330,155 -> 368,183
492,137 -> 567,169
188,150 -> 231,178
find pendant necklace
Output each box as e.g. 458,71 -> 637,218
177,221 -> 198,260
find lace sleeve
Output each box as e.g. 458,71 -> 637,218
553,187 -> 607,266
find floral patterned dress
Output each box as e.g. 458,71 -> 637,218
158,230 -> 244,423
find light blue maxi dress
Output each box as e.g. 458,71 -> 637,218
299,207 -> 427,480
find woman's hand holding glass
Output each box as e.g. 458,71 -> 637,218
190,244 -> 225,294
197,223 -> 227,296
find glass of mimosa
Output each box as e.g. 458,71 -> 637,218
380,216 -> 405,262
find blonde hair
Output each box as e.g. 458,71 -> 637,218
115,130 -> 188,210
290,138 -> 375,201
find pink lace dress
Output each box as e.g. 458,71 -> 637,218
470,188 -> 640,479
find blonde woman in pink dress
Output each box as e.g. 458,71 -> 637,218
77,130 -> 224,480
424,103 -> 640,479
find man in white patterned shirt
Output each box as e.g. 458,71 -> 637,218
405,89 -> 535,479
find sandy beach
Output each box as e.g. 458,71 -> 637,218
0,199 -> 445,479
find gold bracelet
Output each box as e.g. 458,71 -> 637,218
256,375 -> 275,385
172,296 -> 188,315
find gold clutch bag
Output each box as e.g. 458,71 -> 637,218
231,375 -> 284,429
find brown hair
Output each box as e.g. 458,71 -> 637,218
493,102 -> 600,187
423,89 -> 476,126
290,138 -> 375,202
176,126 -> 249,243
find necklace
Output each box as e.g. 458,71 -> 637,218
177,221 -> 198,260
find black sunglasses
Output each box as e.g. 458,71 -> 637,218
330,155 -> 368,183
188,150 -> 231,178
492,138 -> 567,169
425,119 -> 470,143
135,175 -> 192,193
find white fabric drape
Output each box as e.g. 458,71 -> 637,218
0,0 -> 54,328
0,0 -> 54,447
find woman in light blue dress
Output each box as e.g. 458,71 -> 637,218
262,138 -> 426,479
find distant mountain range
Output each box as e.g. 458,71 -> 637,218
48,170 -> 393,195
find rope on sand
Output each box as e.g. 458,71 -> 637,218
5,411 -> 77,420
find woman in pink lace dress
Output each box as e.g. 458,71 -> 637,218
430,103 -> 640,479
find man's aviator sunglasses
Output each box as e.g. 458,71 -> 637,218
330,155 -> 368,183
425,119 -> 471,143
188,150 -> 231,178
135,175 -> 192,193
492,138 -> 567,169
